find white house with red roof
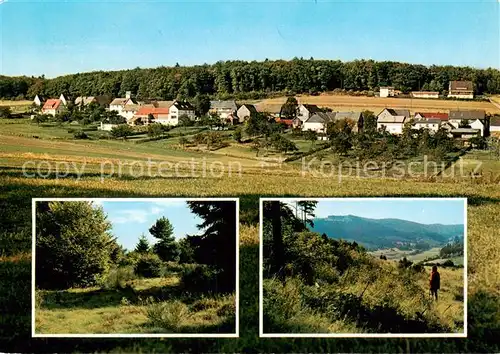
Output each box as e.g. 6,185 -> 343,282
132,100 -> 195,126
41,98 -> 65,116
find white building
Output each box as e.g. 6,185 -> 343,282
210,100 -> 238,121
379,87 -> 395,98
490,117 -> 500,136
297,104 -> 322,123
413,118 -> 441,133
448,81 -> 474,99
132,100 -> 195,126
302,112 -> 335,134
41,98 -> 65,116
33,95 -> 43,107
377,108 -> 410,134
448,110 -> 485,129
109,91 -> 139,120
411,91 -> 439,99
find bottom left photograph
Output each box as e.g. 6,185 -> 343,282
32,198 -> 238,337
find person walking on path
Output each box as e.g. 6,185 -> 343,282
429,265 -> 440,301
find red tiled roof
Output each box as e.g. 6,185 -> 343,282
416,112 -> 449,120
42,99 -> 61,110
279,119 -> 294,126
134,107 -> 169,117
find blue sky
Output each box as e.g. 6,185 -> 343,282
305,199 -> 465,225
1,0 -> 498,77
96,200 -> 202,251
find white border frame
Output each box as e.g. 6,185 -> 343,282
32,197 -> 240,338
259,197 -> 467,338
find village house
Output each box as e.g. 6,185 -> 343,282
302,111 -> 364,135
109,91 -> 140,120
450,128 -> 481,140
448,110 -> 485,134
236,104 -> 257,123
448,81 -> 474,99
333,111 -> 364,132
131,100 -> 195,126
376,108 -> 410,135
33,95 -> 44,107
41,98 -> 65,116
490,116 -> 500,137
75,95 -> 111,108
414,112 -> 449,121
210,100 -> 238,122
413,112 -> 448,132
379,86 -> 395,98
413,118 -> 442,132
297,104 -> 322,123
169,100 -> 196,122
411,91 -> 439,99
302,112 -> 335,134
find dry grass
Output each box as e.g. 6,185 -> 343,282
255,94 -> 500,114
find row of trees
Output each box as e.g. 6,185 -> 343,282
2,58 -> 500,100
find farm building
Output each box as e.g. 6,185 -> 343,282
237,104 -> 257,123
302,112 -> 335,134
169,101 -> 196,122
449,110 -> 485,130
302,111 -> 364,134
41,98 -> 65,116
75,95 -> 111,108
411,91 -> 439,99
109,92 -> 139,120
448,81 -> 474,99
33,95 -> 44,107
379,87 -> 395,98
413,118 -> 442,132
297,104 -> 322,123
210,100 -> 238,121
490,116 -> 500,136
414,112 -> 449,121
376,108 -> 410,135
450,128 -> 480,140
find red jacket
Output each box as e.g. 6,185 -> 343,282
430,270 -> 440,290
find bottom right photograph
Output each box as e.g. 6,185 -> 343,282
260,198 -> 466,337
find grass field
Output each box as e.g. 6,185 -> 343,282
255,94 -> 500,115
35,275 -> 235,335
0,118 -> 499,352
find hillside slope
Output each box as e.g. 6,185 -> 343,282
311,215 -> 464,249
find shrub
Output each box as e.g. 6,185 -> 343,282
180,264 -> 221,293
442,259 -> 455,267
145,299 -> 189,332
134,254 -> 163,278
191,297 -> 220,311
102,266 -> 136,289
412,263 -> 425,273
73,130 -> 88,139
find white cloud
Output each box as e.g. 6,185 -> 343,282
110,209 -> 149,224
151,200 -> 187,208
151,206 -> 163,215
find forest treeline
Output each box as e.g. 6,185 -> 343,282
2,58 -> 500,100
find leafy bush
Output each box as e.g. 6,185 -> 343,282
145,299 -> 189,332
442,259 -> 455,267
102,266 -> 136,289
398,257 -> 413,269
191,297 -> 220,311
180,264 -> 221,293
134,254 -> 163,278
73,130 -> 88,139
36,201 -> 115,289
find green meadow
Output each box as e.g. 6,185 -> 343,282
0,118 -> 499,352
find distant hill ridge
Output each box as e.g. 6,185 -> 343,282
311,215 -> 464,250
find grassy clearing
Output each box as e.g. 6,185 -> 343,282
0,120 -> 499,351
35,274 -> 235,334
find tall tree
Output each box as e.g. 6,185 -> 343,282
297,201 -> 318,227
35,201 -> 114,289
280,96 -> 299,120
149,216 -> 179,262
187,201 -> 237,292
